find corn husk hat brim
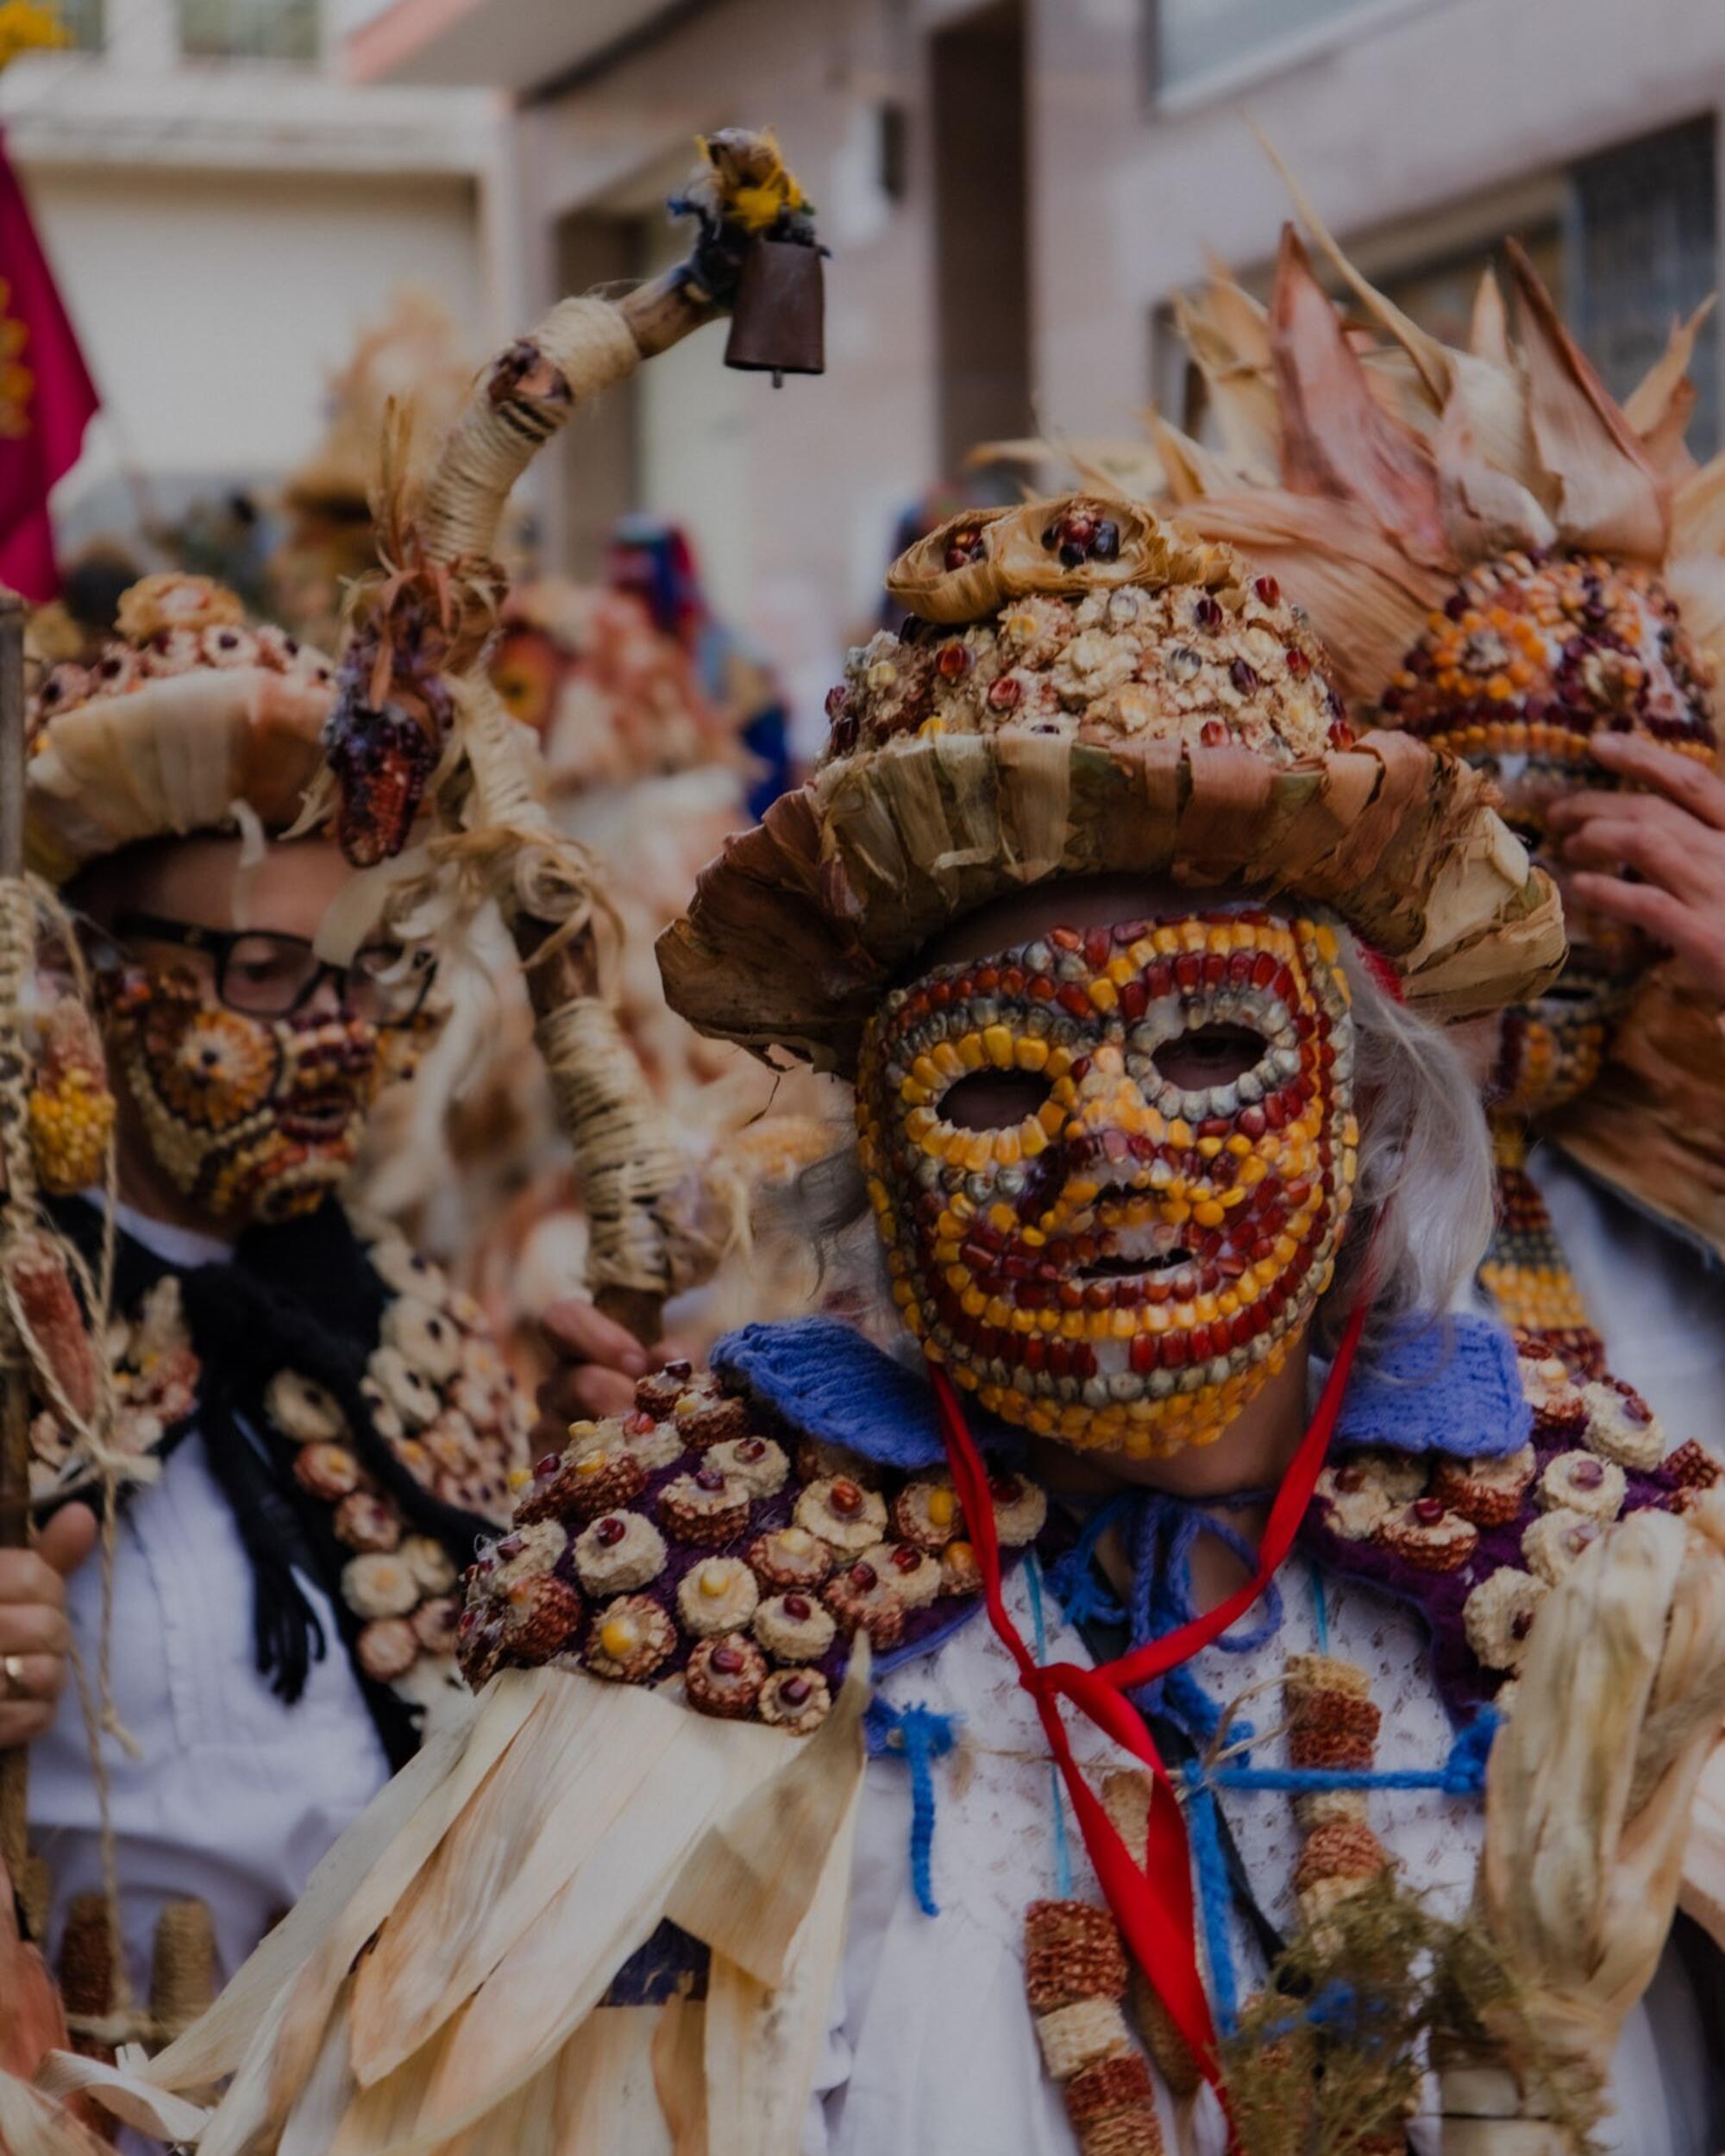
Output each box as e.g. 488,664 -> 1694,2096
28,667 -> 330,882
26,576 -> 336,881
658,498 -> 1561,1076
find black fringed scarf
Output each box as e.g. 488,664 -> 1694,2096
53,1196 -> 498,1771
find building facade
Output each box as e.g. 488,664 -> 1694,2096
340,0 -> 1725,750
6,0 -> 505,555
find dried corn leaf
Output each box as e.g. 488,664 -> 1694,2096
352,1671 -> 687,2080
665,1645 -> 867,1988
139,1682 -> 498,2099
1672,449 -> 1725,559
702,1771 -> 862,2156
1269,226 -> 1449,568
1622,298 -> 1716,481
1259,134 -> 1450,412
1545,969 -> 1725,1265
651,1997 -> 708,2156
660,711 -> 1558,1074
1177,488 -> 1446,699
249,1677 -> 543,2141
377,1711 -> 800,2138
1469,268 -> 1513,367
1508,239 -> 1670,561
32,2052 -> 209,2147
0,2068 -> 115,2156
1143,411 -> 1239,508
25,665 -> 330,883
1479,1508 -> 1725,2069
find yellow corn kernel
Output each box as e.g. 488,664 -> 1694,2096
984,1024 -> 1015,1069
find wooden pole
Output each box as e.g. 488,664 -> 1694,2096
0,584 -> 32,1887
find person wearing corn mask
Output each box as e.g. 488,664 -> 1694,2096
8,571 -> 536,2040
1154,217 -> 1725,1446
107,501 -> 1725,2156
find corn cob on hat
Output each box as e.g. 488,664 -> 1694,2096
25,573 -> 336,884
657,494 -> 1563,1074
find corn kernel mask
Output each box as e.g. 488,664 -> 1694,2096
856,904 -> 1359,1457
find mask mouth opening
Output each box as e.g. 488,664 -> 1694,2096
279,1089 -> 358,1142
1077,1246 -> 1193,1282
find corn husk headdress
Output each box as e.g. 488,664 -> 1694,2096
1172,217 -> 1725,1261
24,574 -> 336,884
1010,191 -> 1725,1261
657,492 -> 1562,1075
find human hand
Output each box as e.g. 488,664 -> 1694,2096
1548,734 -> 1725,1003
0,1503 -> 97,1747
531,1300 -> 694,1449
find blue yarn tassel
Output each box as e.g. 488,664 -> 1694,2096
864,1698 -> 959,1917
1182,1768 -> 1240,2034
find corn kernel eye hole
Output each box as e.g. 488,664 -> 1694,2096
938,1070 -> 1054,1132
1151,1024 -> 1267,1091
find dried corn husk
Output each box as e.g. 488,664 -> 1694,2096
89,1656 -> 866,2155
658,727 -> 1561,1075
1506,241 -> 1671,564
0,2065 -> 116,2156
1268,225 -> 1449,571
23,665 -> 329,885
884,497 -> 1222,623
1465,1501 -> 1725,2131
1544,969 -> 1725,1265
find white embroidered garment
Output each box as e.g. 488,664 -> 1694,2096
1530,1142 -> 1725,1453
29,1204 -> 391,2006
809,1562 -> 1720,2156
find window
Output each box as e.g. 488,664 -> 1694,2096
1149,0 -> 1404,101
178,0 -> 318,60
1570,119 -> 1718,461
1151,116 -> 1718,466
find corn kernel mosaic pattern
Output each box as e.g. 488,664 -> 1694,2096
1380,550 -> 1716,1119
824,543 -> 1347,767
105,964 -> 425,1226
856,906 -> 1359,1457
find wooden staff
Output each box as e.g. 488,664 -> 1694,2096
329,130 -> 824,1347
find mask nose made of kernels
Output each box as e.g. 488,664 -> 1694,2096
109,966 -> 404,1225
856,908 -> 1359,1457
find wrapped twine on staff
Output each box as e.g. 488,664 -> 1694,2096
319,130 -> 822,1341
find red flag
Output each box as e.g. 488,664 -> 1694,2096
0,129 -> 97,601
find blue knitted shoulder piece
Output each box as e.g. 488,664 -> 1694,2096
1331,1313 -> 1530,1459
713,1315 -> 1015,1469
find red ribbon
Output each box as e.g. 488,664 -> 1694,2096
930,1301 -> 1367,2127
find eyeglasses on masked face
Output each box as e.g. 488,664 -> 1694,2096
110,914 -> 438,1029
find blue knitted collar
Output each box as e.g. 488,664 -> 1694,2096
713,1317 -> 1014,1470
712,1309 -> 1529,1470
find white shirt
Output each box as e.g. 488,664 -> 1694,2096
1529,1144 -> 1725,1451
813,1564 -> 1719,2155
29,1205 -> 390,2008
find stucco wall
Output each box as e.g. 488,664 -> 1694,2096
1026,0 -> 1725,438
28,162 -> 484,528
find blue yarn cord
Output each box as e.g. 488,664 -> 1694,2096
1306,1559 -> 1330,1656
1026,1552 -> 1074,1900
1182,1772 -> 1240,2035
1197,1709 -> 1501,1802
1044,1490 -> 1133,1629
1126,1490 -> 1279,1744
863,1697 -> 960,1917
